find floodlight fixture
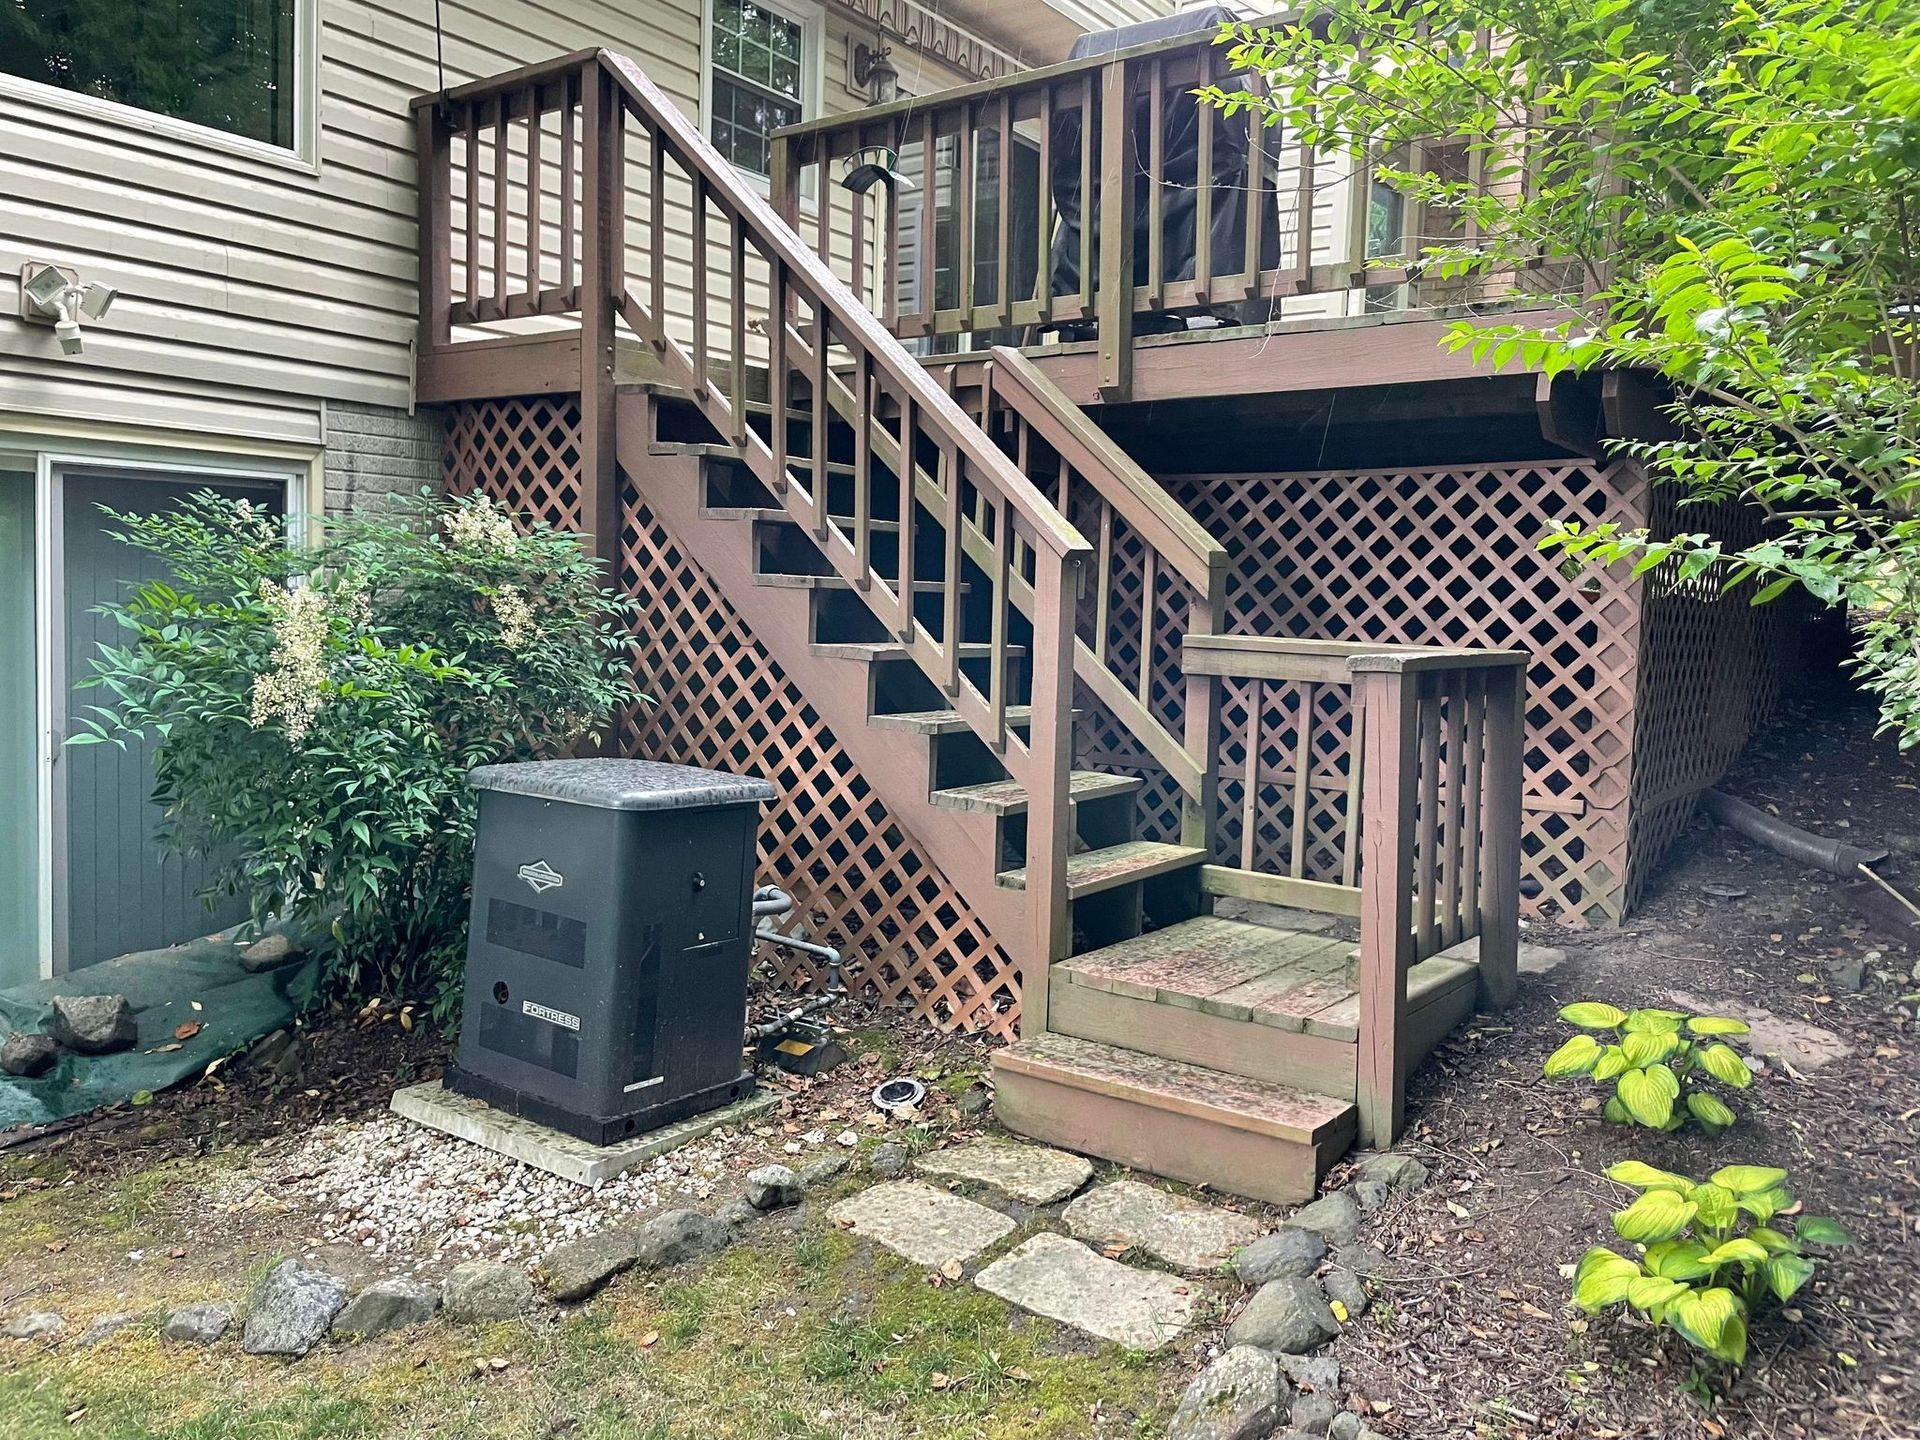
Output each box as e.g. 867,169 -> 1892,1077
20,261 -> 117,356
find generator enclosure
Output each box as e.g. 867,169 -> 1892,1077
447,759 -> 774,1145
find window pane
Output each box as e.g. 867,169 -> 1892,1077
712,74 -> 795,176
0,0 -> 297,149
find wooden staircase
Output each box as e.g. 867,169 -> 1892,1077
412,48 -> 1531,1204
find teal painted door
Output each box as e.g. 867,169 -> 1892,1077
61,471 -> 284,969
0,469 -> 36,984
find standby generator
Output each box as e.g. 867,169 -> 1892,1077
446,758 -> 774,1145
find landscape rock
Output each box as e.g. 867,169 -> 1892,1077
243,1261 -> 348,1356
868,1142 -> 910,1178
1225,1276 -> 1339,1354
1323,1267 -> 1369,1319
1290,1387 -> 1339,1433
0,1032 -> 57,1078
240,1028 -> 303,1083
715,1198 -> 759,1227
333,1277 -> 441,1336
163,1302 -> 233,1345
1284,1190 -> 1363,1246
1349,1180 -> 1389,1213
913,1139 -> 1092,1205
1330,1414 -> 1366,1440
1063,1180 -> 1265,1274
632,1209 -> 733,1269
1167,1345 -> 1287,1440
973,1233 -> 1197,1352
1,1312 -> 64,1341
1830,960 -> 1866,993
956,1082 -> 992,1119
539,1231 -> 643,1302
240,933 -> 306,973
1275,1351 -> 1341,1395
1352,1151 -> 1430,1194
440,1260 -> 534,1324
49,994 -> 137,1054
76,1312 -> 144,1347
744,1163 -> 803,1210
1233,1227 -> 1327,1284
1334,1242 -> 1388,1280
798,1153 -> 851,1190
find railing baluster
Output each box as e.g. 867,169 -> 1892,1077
1136,547 -> 1157,708
1441,684 -> 1467,946
1146,58 -> 1165,312
492,97 -> 509,315
1193,56 -> 1214,305
957,101 -> 976,327
1341,688 -> 1365,886
809,302 -> 829,537
994,93 -> 1013,329
525,84 -> 542,301
852,349 -> 872,585
940,444 -> 964,695
648,119 -> 665,335
769,259 -> 789,496
729,215 -> 747,444
463,102 -> 479,312
1240,683 -> 1262,870
1289,681 -> 1312,879
896,392 -> 917,641
1093,498 -> 1113,665
1459,671 -> 1487,940
918,111 -> 937,330
559,84 -> 576,297
1077,75 -> 1094,320
1293,123 -> 1317,290
691,179 -> 709,395
989,498 -> 1010,746
1241,68 -> 1267,302
1035,82 -> 1054,326
1415,680 -> 1441,955
1481,663 -> 1526,1008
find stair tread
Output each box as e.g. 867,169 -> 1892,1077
995,1032 -> 1352,1147
1057,917 -> 1479,1042
653,440 -> 857,474
871,707 -> 1031,736
754,572 -> 949,592
996,840 -> 1207,896
930,770 -> 1140,816
706,506 -> 904,534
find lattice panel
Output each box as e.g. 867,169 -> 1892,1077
445,397 -> 1023,1037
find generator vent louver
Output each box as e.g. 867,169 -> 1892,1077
447,759 -> 774,1145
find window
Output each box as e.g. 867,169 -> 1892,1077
708,0 -> 810,177
0,0 -> 302,153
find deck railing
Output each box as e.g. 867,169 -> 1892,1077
1182,635 -> 1526,1141
772,19 -> 1488,400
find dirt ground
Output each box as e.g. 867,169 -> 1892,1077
1,690 -> 1916,1439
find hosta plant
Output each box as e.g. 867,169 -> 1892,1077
1544,1003 -> 1754,1133
1574,1162 -> 1854,1365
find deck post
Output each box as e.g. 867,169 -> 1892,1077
1477,659 -> 1527,1009
1095,58 -> 1135,403
1181,581 -> 1224,853
414,104 -> 453,358
1022,549 -> 1080,1039
1352,658 -> 1417,1147
578,60 -> 622,571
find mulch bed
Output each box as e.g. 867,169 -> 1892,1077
1333,692 -> 1919,1439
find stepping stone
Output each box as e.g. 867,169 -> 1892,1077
1063,1180 -> 1265,1274
830,1181 -> 1015,1269
975,1233 -> 1199,1352
913,1140 -> 1092,1206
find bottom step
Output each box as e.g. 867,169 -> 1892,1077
992,1033 -> 1356,1206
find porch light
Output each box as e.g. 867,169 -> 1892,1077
840,144 -> 912,196
851,38 -> 899,105
21,261 -> 117,357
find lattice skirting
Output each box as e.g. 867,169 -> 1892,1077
445,395 -> 1024,1037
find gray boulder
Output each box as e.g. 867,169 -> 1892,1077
1234,1227 -> 1327,1285
1284,1191 -> 1363,1246
1330,1415 -> 1367,1440
1352,1152 -> 1429,1195
715,1198 -> 759,1228
1334,1242 -> 1388,1280
49,995 -> 137,1055
441,1261 -> 534,1324
869,1142 -> 909,1178
163,1302 -> 234,1345
1167,1345 -> 1288,1440
1291,1388 -> 1339,1433
0,1032 -> 57,1078
1323,1267 -> 1369,1319
76,1312 -> 145,1347
1,1312 -> 64,1341
332,1278 -> 440,1337
240,933 -> 307,973
1350,1180 -> 1389,1213
956,1082 -> 992,1119
243,1261 -> 347,1356
798,1153 -> 851,1191
540,1231 -> 643,1303
744,1164 -> 803,1210
1225,1277 -> 1340,1355
1275,1351 -> 1341,1395
632,1210 -> 733,1269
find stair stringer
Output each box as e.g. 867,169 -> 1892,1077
617,403 -> 1036,1025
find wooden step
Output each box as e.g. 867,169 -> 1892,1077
870,707 -> 1031,736
753,572 -> 950,593
653,441 -> 858,475
929,770 -> 1140,817
705,505 -> 904,534
812,640 -> 1024,663
995,840 -> 1206,897
992,1032 -> 1356,1205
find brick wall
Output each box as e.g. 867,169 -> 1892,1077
322,401 -> 444,515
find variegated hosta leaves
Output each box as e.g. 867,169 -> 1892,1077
1579,1161 -> 1854,1367
1544,1001 -> 1754,1131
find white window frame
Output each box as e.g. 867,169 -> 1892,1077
0,431 -> 312,979
0,0 -> 321,175
700,0 -> 825,194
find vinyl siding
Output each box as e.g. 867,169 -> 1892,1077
0,0 -> 981,442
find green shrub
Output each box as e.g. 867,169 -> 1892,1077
1544,1003 -> 1754,1133
1574,1162 -> 1853,1365
75,489 -> 637,1020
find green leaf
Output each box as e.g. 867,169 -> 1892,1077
1602,1095 -> 1631,1125
1686,1092 -> 1737,1131
1605,1160 -> 1690,1191
1704,1238 -> 1769,1267
1559,1002 -> 1627,1029
1698,1044 -> 1753,1088
1626,1274 -> 1689,1311
1765,1254 -> 1816,1302
1646,1240 -> 1713,1280
1794,1216 -> 1856,1247
1622,1030 -> 1679,1067
1747,1226 -> 1795,1254
1623,1008 -> 1687,1034
1544,1034 -> 1604,1077
1613,1188 -> 1698,1244
1666,1286 -> 1741,1354
1685,1015 -> 1750,1036
1689,1182 -> 1738,1230
1573,1247 -> 1641,1310
1616,1067 -> 1675,1128
1710,1165 -> 1788,1195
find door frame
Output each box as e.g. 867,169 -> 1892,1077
3,433 -> 314,979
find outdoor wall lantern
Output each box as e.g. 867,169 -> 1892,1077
851,35 -> 900,105
21,261 -> 117,357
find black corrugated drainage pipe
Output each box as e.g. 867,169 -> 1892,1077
1699,789 -> 1890,876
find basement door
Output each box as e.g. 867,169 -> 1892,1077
58,469 -> 287,969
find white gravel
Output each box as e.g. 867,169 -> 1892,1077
259,1113 -> 751,1271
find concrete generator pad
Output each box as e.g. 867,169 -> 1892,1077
912,1139 -> 1094,1205
974,1232 -> 1199,1352
829,1180 -> 1017,1268
391,1080 -> 780,1186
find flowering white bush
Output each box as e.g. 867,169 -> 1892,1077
76,490 -> 637,1020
